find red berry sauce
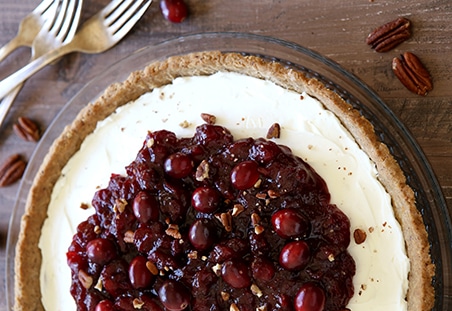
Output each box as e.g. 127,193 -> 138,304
67,123 -> 355,311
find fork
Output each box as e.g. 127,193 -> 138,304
0,0 -> 83,127
0,0 -> 152,100
0,0 -> 56,62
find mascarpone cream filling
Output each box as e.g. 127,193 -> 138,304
39,72 -> 409,310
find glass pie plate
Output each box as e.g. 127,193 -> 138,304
6,32 -> 452,310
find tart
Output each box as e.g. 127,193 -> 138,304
13,51 -> 435,311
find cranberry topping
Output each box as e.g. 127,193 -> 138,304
68,124 -> 355,311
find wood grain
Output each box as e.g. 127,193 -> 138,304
0,0 -> 450,309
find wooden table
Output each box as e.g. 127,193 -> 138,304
0,0 -> 450,309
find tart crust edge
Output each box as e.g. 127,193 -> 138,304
13,51 -> 434,311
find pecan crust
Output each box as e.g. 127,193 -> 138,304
366,17 -> 411,52
392,52 -> 433,96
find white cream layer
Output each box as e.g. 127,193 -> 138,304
39,72 -> 409,310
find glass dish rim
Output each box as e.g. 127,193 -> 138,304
6,31 -> 451,310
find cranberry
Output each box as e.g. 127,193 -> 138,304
194,124 -> 233,148
230,160 -> 260,190
164,153 -> 194,178
86,238 -> 117,265
134,223 -> 164,253
279,241 -> 311,271
276,294 -> 292,310
188,218 -> 216,251
209,244 -> 236,263
95,300 -> 114,311
191,186 -> 221,213
192,269 -> 217,294
221,260 -> 251,289
251,256 -> 275,281
250,140 -> 281,164
271,208 -> 310,239
150,129 -> 178,144
294,283 -> 326,311
160,0 -> 188,23
128,256 -> 155,289
67,251 -> 87,271
101,260 -> 132,296
149,144 -> 169,164
133,191 -> 160,223
158,280 -> 191,310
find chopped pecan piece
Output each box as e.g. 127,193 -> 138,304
146,261 -> 159,275
232,203 -> 245,216
78,270 -> 93,289
195,160 -> 210,181
114,198 -> 128,214
201,113 -> 217,124
392,52 -> 433,96
166,224 -> 182,239
366,17 -> 411,52
216,212 -> 232,232
251,284 -> 263,297
221,291 -> 230,301
266,122 -> 281,139
133,298 -> 145,309
354,228 -> 367,245
0,154 -> 26,187
123,230 -> 135,243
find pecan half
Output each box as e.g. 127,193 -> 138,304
392,52 -> 433,96
13,117 -> 40,142
266,123 -> 281,139
366,17 -> 411,52
353,228 -> 367,245
201,113 -> 217,124
0,154 -> 27,187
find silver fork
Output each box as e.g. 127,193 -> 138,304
0,0 -> 83,127
0,0 -> 152,100
0,0 -> 57,62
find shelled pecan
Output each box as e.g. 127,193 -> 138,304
201,113 -> 217,125
0,154 -> 27,187
266,122 -> 281,139
13,116 -> 40,142
366,17 -> 411,52
392,52 -> 433,96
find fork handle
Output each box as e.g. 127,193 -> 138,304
0,84 -> 23,128
0,43 -> 74,99
0,36 -> 22,63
